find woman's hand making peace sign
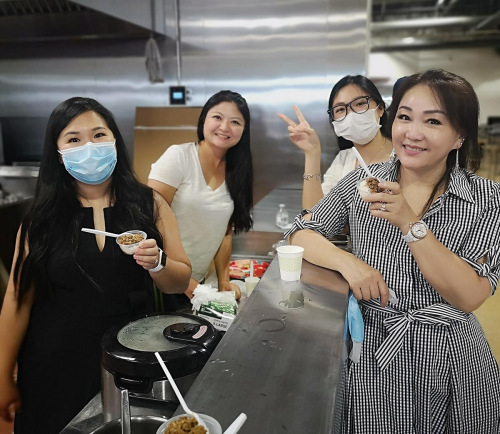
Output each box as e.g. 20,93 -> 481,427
277,105 -> 321,155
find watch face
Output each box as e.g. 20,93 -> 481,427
411,222 -> 427,239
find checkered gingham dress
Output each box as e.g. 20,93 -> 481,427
287,160 -> 500,433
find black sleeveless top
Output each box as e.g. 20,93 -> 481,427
15,207 -> 154,434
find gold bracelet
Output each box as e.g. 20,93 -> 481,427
303,173 -> 321,180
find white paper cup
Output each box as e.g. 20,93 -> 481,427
244,276 -> 260,296
156,413 -> 222,434
276,245 -> 304,281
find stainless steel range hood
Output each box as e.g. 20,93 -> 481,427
0,0 -> 158,41
0,0 -> 174,59
71,0 -> 169,35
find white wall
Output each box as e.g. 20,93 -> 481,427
368,47 -> 500,125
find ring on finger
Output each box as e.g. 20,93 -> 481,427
380,202 -> 387,212
153,257 -> 159,265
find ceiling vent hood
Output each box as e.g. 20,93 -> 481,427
371,0 -> 500,51
0,0 -> 170,58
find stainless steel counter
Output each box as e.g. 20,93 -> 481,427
62,256 -> 349,434
250,188 -> 302,233
59,393 -> 171,434
173,257 -> 349,433
232,188 -> 303,259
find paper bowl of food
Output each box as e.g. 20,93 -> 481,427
116,230 -> 147,255
356,177 -> 385,199
156,414 -> 222,434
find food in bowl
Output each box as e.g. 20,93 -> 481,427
156,414 -> 221,434
116,230 -> 147,255
163,416 -> 207,434
357,177 -> 383,198
117,233 -> 145,245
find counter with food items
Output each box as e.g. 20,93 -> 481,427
229,258 -> 270,279
167,256 -> 349,433
61,256 -> 348,434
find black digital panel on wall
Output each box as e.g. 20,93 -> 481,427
0,117 -> 47,164
169,86 -> 186,105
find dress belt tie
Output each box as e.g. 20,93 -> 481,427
362,301 -> 468,371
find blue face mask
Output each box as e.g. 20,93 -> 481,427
58,141 -> 117,185
344,291 -> 365,363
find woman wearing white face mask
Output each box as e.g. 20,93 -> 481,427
278,75 -> 393,210
0,97 -> 191,434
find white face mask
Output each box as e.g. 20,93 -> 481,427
332,108 -> 381,145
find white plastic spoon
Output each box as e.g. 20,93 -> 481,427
222,413 -> 247,434
154,352 -> 209,432
352,146 -> 387,199
81,228 -> 131,238
351,147 -> 375,178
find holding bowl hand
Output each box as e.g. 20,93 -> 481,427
133,239 -> 161,270
363,181 -> 419,233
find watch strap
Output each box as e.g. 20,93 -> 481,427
149,248 -> 166,272
402,230 -> 417,243
402,221 -> 428,243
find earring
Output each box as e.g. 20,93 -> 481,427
456,138 -> 464,169
389,149 -> 397,162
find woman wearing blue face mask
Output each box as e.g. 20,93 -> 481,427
0,97 -> 191,434
278,75 -> 393,210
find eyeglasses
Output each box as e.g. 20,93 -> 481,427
327,96 -> 377,122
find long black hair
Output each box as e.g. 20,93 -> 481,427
14,97 -> 162,305
328,75 -> 391,150
197,90 -> 253,234
388,69 -> 481,215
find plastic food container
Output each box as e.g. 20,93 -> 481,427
356,177 -> 384,198
116,230 -> 147,255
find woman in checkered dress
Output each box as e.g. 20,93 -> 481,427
287,69 -> 500,433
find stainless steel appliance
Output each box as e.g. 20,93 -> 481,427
90,415 -> 167,434
100,313 -> 221,422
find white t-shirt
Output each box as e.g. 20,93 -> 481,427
321,148 -> 357,195
148,142 -> 234,282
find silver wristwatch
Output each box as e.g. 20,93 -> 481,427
402,221 -> 428,243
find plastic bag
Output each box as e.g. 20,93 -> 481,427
191,283 -> 237,313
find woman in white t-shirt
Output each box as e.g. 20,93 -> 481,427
148,90 -> 253,307
278,75 -> 393,210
